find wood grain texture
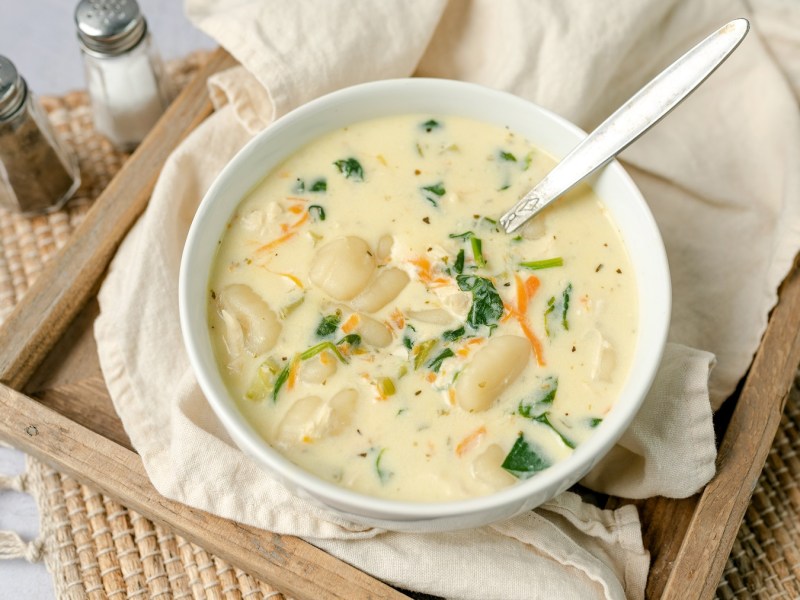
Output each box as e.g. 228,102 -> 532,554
0,48 -> 238,390
0,383 -> 407,600
660,259 -> 800,599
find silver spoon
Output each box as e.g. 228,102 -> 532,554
500,18 -> 749,234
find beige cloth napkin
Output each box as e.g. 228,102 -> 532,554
93,1 -> 800,598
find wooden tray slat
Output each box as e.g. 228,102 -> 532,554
662,259 -> 800,598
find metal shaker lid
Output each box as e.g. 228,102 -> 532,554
75,0 -> 147,56
0,56 -> 26,120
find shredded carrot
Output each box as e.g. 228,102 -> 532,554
518,319 -> 545,366
319,351 -> 334,366
525,275 -> 540,299
456,426 -> 486,457
285,195 -> 308,202
255,208 -> 310,256
501,273 -> 546,366
515,274 -> 528,315
501,303 -> 514,323
341,313 -> 360,334
408,256 -> 452,288
301,435 -> 313,443
426,372 -> 436,383
448,388 -> 456,406
287,204 -> 305,214
456,338 -> 484,358
287,357 -> 300,390
409,257 -> 433,283
376,154 -> 387,166
289,211 -> 309,230
271,271 -> 303,288
389,308 -> 405,330
256,231 -> 296,254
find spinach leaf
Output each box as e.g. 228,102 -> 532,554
421,119 -> 441,132
562,283 -> 572,330
499,151 -> 517,162
427,348 -> 455,373
589,417 -> 603,428
449,231 -> 474,240
533,413 -> 575,449
442,327 -> 465,342
315,313 -> 340,337
334,158 -> 364,181
336,334 -> 362,349
501,434 -> 551,479
544,283 -> 572,337
454,249 -> 465,274
456,274 -> 503,329
294,178 -> 326,193
421,182 -> 446,207
375,448 -> 392,483
309,205 -> 326,222
518,375 -> 558,417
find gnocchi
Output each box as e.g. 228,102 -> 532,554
455,336 -> 530,412
208,114 -> 637,502
218,284 -> 281,358
351,268 -> 410,313
309,236 -> 375,300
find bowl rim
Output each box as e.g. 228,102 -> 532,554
179,77 -> 671,521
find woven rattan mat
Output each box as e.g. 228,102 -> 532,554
1,51 -> 799,600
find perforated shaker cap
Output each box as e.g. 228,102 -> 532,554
0,56 -> 26,120
75,0 -> 147,56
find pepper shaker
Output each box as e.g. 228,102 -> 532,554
0,56 -> 81,214
75,0 -> 174,151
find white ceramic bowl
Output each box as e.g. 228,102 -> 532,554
179,78 -> 671,532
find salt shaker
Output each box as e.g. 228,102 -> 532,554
75,0 -> 173,151
0,56 -> 81,214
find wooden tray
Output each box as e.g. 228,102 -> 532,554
1,48 -> 799,599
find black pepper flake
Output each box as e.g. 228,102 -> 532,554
414,169 -> 421,175
366,250 -> 373,257
595,264 -> 603,272
572,345 -> 576,352
423,217 -> 430,224
358,452 -> 367,458
414,390 -> 422,396
504,282 -> 511,287
616,268 -> 622,274
356,429 -> 362,435
604,243 -> 608,247
210,290 -> 216,299
427,246 -> 433,252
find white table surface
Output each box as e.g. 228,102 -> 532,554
0,2 -> 213,598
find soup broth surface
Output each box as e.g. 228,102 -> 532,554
208,114 -> 638,502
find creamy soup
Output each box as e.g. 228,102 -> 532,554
207,114 -> 637,502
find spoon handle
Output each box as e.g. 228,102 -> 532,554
500,18 -> 749,234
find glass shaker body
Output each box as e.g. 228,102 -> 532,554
80,32 -> 173,152
0,80 -> 81,214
